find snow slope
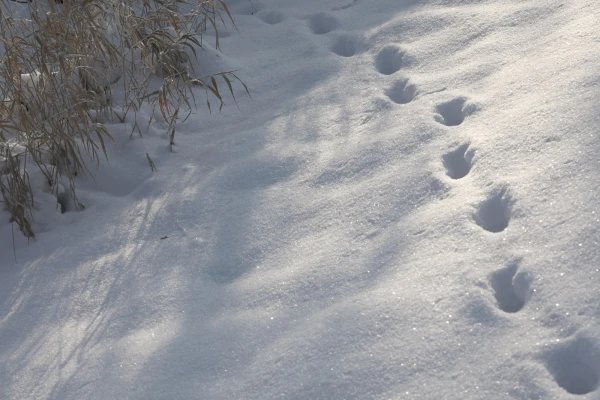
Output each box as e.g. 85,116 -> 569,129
1,0 -> 600,398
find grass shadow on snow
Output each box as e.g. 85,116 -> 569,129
0,163 -> 264,398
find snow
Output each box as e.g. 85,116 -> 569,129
1,0 -> 600,398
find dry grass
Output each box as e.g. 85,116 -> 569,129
0,0 -> 247,238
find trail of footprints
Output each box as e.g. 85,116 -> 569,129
248,3 -> 600,395
376,41 -> 600,398
368,27 -> 600,398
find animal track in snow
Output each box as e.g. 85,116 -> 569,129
489,263 -> 532,313
544,337 -> 600,395
259,10 -> 285,25
385,79 -> 417,104
308,12 -> 338,34
442,143 -> 473,179
434,97 -> 472,126
330,33 -> 364,57
375,45 -> 406,75
473,187 -> 513,233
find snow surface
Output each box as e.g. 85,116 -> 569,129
1,0 -> 600,398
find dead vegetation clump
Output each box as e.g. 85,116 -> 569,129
0,0 -> 247,238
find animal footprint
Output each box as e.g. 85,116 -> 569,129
385,79 -> 417,104
442,143 -> 474,179
330,33 -> 364,57
375,45 -> 407,75
544,337 -> 600,395
259,10 -> 285,25
308,12 -> 337,34
490,263 -> 532,313
434,97 -> 474,126
473,187 -> 514,233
